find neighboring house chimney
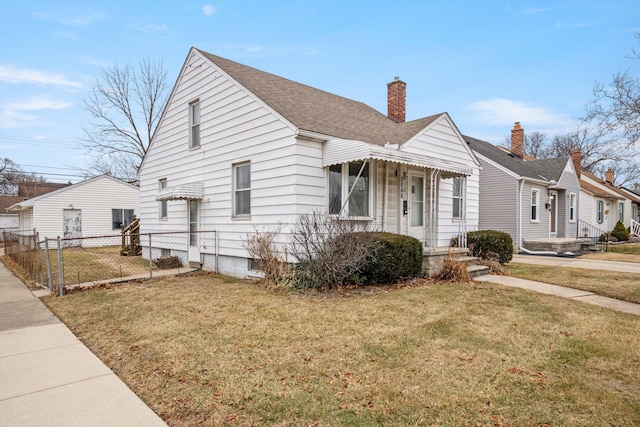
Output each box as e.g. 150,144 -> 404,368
571,148 -> 582,178
605,167 -> 614,184
511,122 -> 524,159
387,76 -> 406,123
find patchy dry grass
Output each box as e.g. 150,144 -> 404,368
506,263 -> 640,304
42,273 -> 640,426
581,242 -> 640,263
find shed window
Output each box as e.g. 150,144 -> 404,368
112,209 -> 134,229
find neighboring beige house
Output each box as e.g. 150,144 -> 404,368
7,175 -> 139,245
576,157 -> 640,237
138,47 -> 482,278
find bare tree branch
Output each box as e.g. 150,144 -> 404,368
81,58 -> 169,181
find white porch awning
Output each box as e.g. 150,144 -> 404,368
156,182 -> 203,201
323,138 -> 472,176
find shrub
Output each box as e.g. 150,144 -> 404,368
467,230 -> 513,264
359,233 -> 422,284
243,225 -> 292,288
611,220 -> 630,241
288,212 -> 379,290
436,256 -> 470,282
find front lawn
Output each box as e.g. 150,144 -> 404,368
581,242 -> 640,263
42,273 -> 640,426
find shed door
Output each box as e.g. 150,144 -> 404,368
63,209 -> 82,247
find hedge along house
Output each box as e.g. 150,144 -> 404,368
138,47 -> 481,279
466,123 -> 582,254
6,175 -> 139,246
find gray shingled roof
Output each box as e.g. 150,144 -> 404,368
196,48 -> 441,146
464,135 -> 569,182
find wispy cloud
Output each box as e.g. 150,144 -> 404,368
4,96 -> 72,111
505,3 -> 560,15
464,98 -> 571,128
33,11 -> 106,26
202,5 -> 216,16
0,109 -> 37,129
0,65 -> 83,88
131,24 -> 169,33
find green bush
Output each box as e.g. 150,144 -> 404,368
467,230 -> 513,264
359,233 -> 423,284
611,221 -> 630,241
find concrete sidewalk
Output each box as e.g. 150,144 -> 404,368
511,254 -> 640,274
0,262 -> 167,426
475,274 -> 640,316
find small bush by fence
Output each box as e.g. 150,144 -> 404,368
2,230 -> 217,295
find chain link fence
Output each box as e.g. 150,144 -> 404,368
2,230 -> 217,295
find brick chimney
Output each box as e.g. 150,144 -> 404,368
605,167 -> 614,184
571,148 -> 582,178
511,122 -> 524,159
387,76 -> 406,123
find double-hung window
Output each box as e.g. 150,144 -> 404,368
159,179 -> 168,219
233,162 -> 251,216
619,202 -> 624,223
597,200 -> 604,224
328,161 -> 371,217
452,177 -> 464,219
112,209 -> 134,229
569,193 -> 576,222
189,100 -> 200,148
531,189 -> 539,222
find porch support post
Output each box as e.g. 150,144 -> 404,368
382,162 -> 389,232
428,170 -> 440,249
422,169 -> 427,245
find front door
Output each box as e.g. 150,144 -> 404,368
408,172 -> 425,242
549,191 -> 557,237
62,209 -> 82,247
188,200 -> 200,263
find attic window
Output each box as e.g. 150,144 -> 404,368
189,100 -> 200,148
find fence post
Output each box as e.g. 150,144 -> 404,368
35,232 -> 45,287
57,237 -> 64,296
215,230 -> 219,273
44,239 -> 53,292
148,233 -> 153,279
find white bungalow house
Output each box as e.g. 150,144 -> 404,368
466,123 -> 582,253
138,47 -> 481,278
7,175 -> 139,245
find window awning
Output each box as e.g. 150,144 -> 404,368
323,138 -> 472,177
156,182 -> 204,201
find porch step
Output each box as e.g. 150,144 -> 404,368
467,264 -> 489,278
457,256 -> 479,264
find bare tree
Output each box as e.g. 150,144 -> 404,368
502,131 -> 548,158
81,58 -> 169,181
583,32 -> 640,149
0,158 -> 49,196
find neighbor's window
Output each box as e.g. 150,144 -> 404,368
112,209 -> 134,229
328,161 -> 371,217
531,189 -> 539,221
189,100 -> 200,148
569,193 -> 576,222
159,179 -> 168,219
619,202 -> 624,223
452,177 -> 464,219
233,162 -> 251,216
597,200 -> 604,224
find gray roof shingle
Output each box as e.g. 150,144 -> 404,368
196,48 -> 441,146
464,134 -> 569,182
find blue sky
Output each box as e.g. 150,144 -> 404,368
1,0 -> 638,183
